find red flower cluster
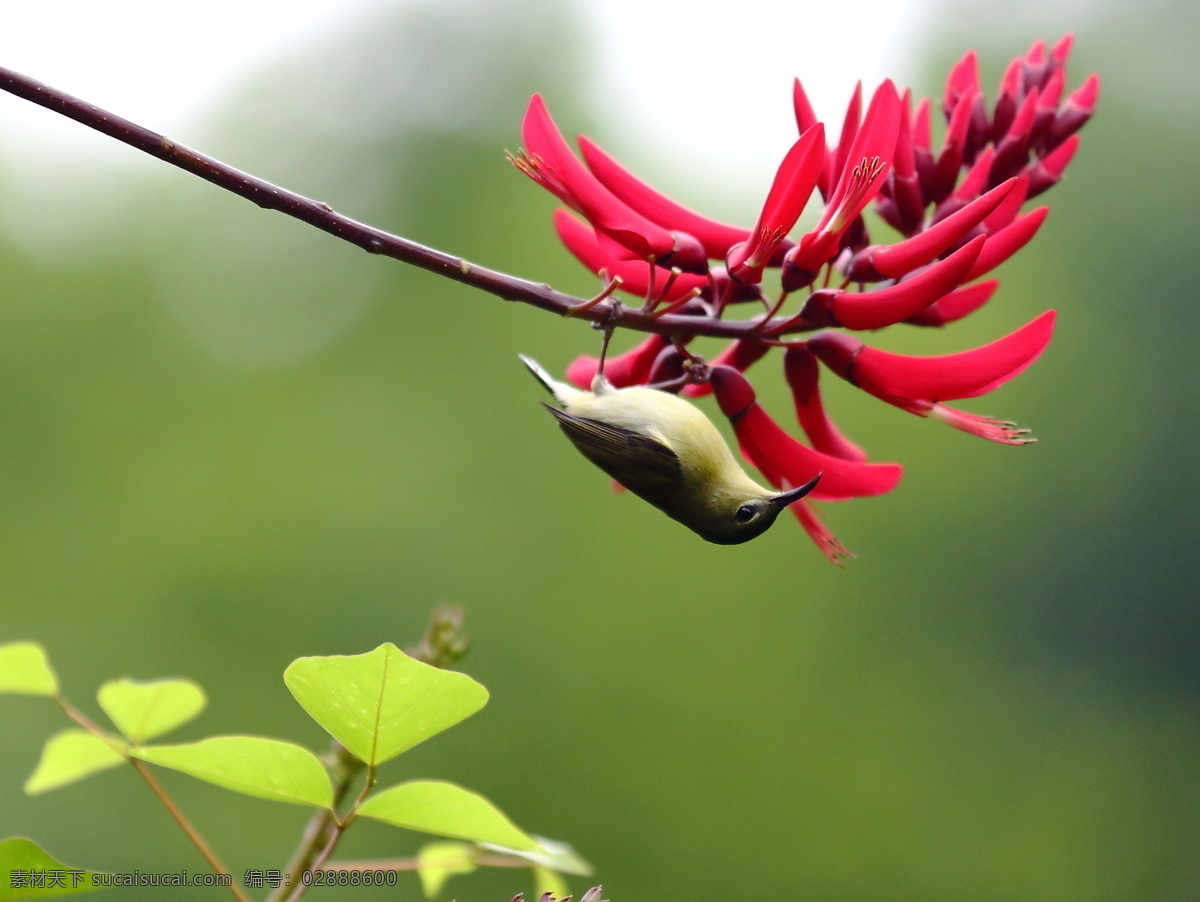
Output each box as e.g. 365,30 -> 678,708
514,37 -> 1098,562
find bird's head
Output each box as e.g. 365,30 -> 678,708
700,474 -> 822,545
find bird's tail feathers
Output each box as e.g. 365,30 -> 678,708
518,354 -> 584,405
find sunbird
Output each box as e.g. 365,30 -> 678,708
521,355 -> 820,544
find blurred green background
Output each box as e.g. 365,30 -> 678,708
2,0 -> 1198,899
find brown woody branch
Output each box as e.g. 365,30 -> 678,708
0,65 -> 806,342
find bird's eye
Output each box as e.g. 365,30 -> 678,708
735,504 -> 757,523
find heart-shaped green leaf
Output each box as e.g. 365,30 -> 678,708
24,729 -> 127,795
0,643 -> 59,697
0,838 -> 106,898
357,780 -> 537,851
284,643 -> 487,766
97,678 -> 206,744
133,736 -> 332,808
415,841 -> 477,898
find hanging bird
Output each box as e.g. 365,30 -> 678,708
520,355 -> 820,544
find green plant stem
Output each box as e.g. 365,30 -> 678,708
282,764 -> 376,902
129,759 -> 251,902
272,609 -> 470,902
269,745 -> 364,902
54,696 -> 250,902
0,64 -> 821,342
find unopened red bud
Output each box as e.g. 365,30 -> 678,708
1036,68 -> 1066,117
792,78 -> 832,197
805,330 -> 863,383
992,59 -> 1024,141
647,346 -> 688,385
1022,38 -> 1049,90
1027,135 -> 1079,197
780,231 -> 839,291
943,50 -> 981,119
932,147 -> 995,223
925,91 -> 975,204
830,82 -> 864,197
684,340 -> 770,397
661,231 -> 708,273
708,365 -> 757,419
990,88 -> 1040,184
1046,73 -> 1100,149
1051,33 -> 1075,66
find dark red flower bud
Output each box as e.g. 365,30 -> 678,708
992,58 -> 1025,142
683,340 -> 770,397
990,87 -> 1040,184
793,78 -> 833,198
1045,73 -> 1100,150
1027,135 -> 1079,197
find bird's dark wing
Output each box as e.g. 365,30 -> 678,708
542,404 -> 682,494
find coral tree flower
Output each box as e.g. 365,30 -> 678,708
514,37 -> 1097,560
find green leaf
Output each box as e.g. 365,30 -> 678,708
97,678 -> 206,744
415,842 -> 477,898
357,780 -> 538,851
0,643 -> 59,697
284,643 -> 487,766
24,730 -> 126,794
133,736 -> 332,808
0,838 -> 106,899
483,836 -> 594,876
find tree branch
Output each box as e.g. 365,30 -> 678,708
0,65 -> 810,342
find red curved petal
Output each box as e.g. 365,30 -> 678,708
811,309 -> 1057,401
579,136 -> 751,260
553,209 -> 706,301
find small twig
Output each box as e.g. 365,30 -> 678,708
566,276 -> 623,315
269,744 -> 364,902
284,763 -> 376,902
0,65 -> 819,341
53,696 -> 249,902
129,760 -> 251,902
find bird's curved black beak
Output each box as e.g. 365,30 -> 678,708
771,473 -> 822,508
